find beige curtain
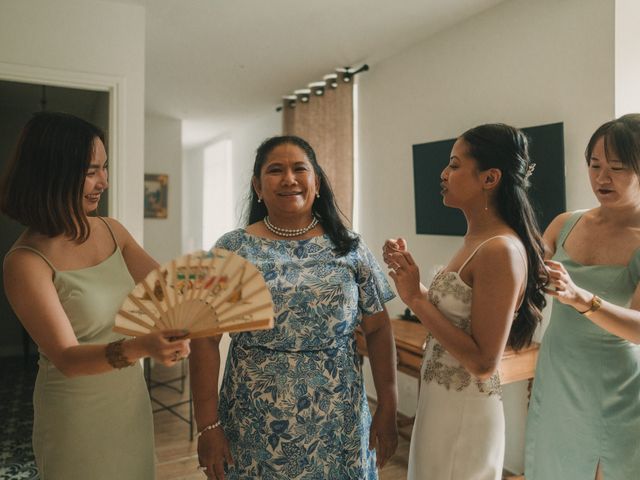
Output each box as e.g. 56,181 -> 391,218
282,74 -> 353,224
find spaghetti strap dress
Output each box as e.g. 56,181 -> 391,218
408,236 -> 524,480
5,218 -> 155,479
525,211 -> 640,480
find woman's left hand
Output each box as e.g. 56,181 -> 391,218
544,260 -> 591,311
369,404 -> 398,469
388,250 -> 423,308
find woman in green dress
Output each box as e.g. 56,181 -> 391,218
525,114 -> 640,480
1,112 -> 191,479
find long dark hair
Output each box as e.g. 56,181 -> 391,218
0,111 -> 105,242
461,124 -> 547,350
585,113 -> 640,176
246,135 -> 358,256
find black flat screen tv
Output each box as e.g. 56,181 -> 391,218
413,122 -> 566,236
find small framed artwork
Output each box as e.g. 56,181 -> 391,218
144,174 -> 168,219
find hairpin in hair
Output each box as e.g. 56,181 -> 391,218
525,162 -> 536,180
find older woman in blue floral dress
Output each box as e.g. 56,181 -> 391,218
190,136 -> 398,480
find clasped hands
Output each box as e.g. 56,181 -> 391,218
383,238 -> 426,307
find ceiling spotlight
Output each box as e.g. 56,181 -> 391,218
323,73 -> 338,89
308,81 -> 326,96
282,95 -> 297,108
294,88 -> 311,103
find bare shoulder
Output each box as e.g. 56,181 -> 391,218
461,236 -> 526,301
472,235 -> 527,279
542,210 -> 583,254
3,246 -> 53,281
4,229 -> 51,271
477,236 -> 524,261
96,216 -> 127,234
95,217 -> 133,246
626,210 -> 640,249
544,211 -> 575,239
614,213 -> 640,255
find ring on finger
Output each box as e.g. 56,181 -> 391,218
172,351 -> 181,361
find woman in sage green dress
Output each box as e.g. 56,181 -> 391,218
525,114 -> 640,480
1,112 -> 191,479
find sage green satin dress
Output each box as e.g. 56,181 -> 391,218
9,219 -> 155,479
525,211 -> 640,480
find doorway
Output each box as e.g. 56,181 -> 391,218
0,80 -> 109,357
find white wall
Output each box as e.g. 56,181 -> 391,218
183,111 -> 280,251
615,0 -> 640,116
228,111 -> 282,225
182,147 -> 205,253
357,0 -> 614,473
144,114 -> 183,263
0,0 -> 146,241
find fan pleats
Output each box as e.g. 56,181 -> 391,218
114,248 -> 274,338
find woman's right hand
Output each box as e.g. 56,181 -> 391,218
543,260 -> 592,311
197,426 -> 234,479
383,238 -> 408,268
131,330 -> 191,366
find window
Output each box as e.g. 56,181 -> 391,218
202,139 -> 233,249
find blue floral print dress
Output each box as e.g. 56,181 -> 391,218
215,230 -> 394,480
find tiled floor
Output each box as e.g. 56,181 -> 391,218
0,356 -> 39,480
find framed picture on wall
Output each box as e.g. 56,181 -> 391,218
144,173 -> 168,219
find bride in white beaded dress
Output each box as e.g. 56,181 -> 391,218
384,124 -> 548,480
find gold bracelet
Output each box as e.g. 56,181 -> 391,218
105,338 -> 135,369
578,294 -> 602,318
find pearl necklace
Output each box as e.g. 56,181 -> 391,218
264,216 -> 319,238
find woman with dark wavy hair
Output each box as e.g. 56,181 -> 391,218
190,136 -> 398,479
384,123 -> 547,479
525,114 -> 640,480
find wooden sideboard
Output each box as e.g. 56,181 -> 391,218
356,318 -> 539,386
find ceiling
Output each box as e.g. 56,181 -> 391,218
101,1 -> 503,146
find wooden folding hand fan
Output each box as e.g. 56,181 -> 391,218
114,248 -> 274,338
